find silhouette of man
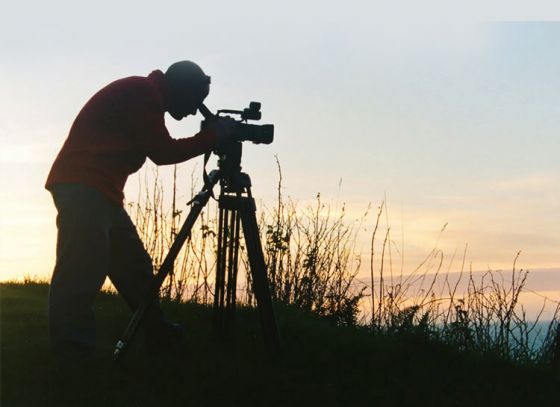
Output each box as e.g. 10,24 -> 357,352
45,61 -> 230,359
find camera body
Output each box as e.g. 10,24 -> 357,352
200,102 -> 274,145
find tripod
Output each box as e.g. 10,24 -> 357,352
114,142 -> 280,361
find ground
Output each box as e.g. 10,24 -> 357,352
1,283 -> 558,406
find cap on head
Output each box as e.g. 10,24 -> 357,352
165,60 -> 211,119
165,60 -> 210,93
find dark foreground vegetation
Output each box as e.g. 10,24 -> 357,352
2,282 -> 559,407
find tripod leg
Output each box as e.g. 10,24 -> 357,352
214,204 -> 230,333
215,205 -> 227,311
239,199 -> 281,356
230,209 -> 241,308
114,170 -> 221,361
225,208 -> 241,334
214,202 -> 241,338
226,208 -> 240,308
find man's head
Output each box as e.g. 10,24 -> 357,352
164,61 -> 210,120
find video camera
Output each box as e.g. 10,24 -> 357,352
199,102 -> 274,145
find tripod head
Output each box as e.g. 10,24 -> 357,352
217,140 -> 243,181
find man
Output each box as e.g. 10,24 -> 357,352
45,61 -> 230,359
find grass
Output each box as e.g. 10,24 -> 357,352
128,164 -> 560,362
2,282 -> 559,406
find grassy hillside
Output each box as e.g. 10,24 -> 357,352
1,282 -> 558,406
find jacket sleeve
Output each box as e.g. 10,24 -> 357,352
131,104 -> 219,166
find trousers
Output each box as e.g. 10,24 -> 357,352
48,183 -> 160,354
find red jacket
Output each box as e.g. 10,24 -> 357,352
45,70 -> 218,206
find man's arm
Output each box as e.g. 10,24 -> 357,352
132,108 -> 219,165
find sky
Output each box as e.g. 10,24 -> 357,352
1,1 -> 559,313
